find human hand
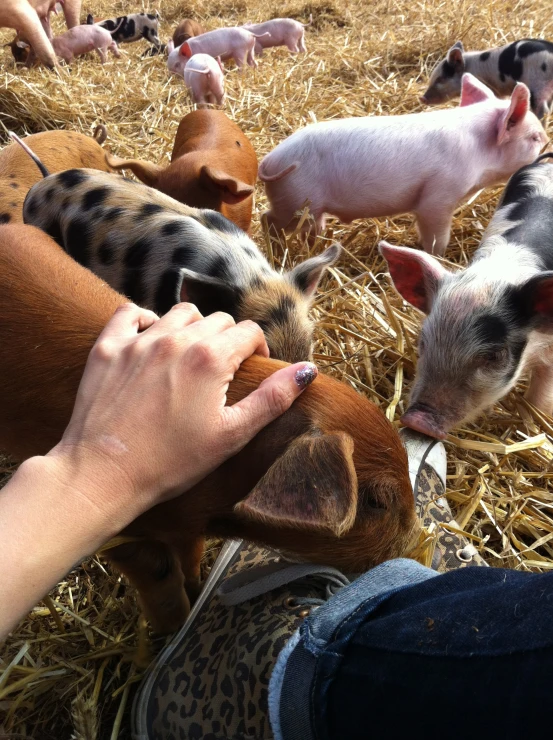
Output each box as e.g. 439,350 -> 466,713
44,302 -> 317,530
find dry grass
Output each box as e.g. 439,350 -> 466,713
1,0 -> 553,736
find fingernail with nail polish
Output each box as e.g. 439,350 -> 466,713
295,363 -> 318,389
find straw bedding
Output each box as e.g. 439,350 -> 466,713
1,0 -> 552,736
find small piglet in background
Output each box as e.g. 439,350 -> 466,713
167,47 -> 225,106
19,156 -> 339,362
176,27 -> 269,69
380,152 -> 553,439
87,12 -> 161,48
106,110 -> 257,232
423,39 -> 553,120
173,18 -> 206,47
0,126 -> 110,224
242,15 -> 311,55
259,74 -> 547,254
51,24 -> 120,63
0,223 -> 415,633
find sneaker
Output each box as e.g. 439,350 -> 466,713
132,431 -> 485,739
400,428 -> 487,571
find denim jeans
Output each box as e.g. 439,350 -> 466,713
269,558 -> 553,740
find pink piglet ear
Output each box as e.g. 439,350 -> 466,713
379,241 -> 449,314
460,73 -> 495,107
497,82 -> 530,144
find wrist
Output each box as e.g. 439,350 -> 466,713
21,448 -> 139,543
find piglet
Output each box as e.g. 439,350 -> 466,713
242,15 -> 311,55
259,74 -> 547,255
0,224 -> 416,632
175,27 -> 269,69
105,109 -> 257,232
52,24 -> 121,64
423,39 -> 553,120
380,152 -> 553,438
173,18 -> 206,47
168,51 -> 225,106
0,126 -> 110,224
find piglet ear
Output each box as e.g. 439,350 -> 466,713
379,241 -> 448,314
447,41 -> 465,68
287,243 -> 341,297
235,431 -> 358,536
497,82 -> 531,144
180,42 -> 191,57
178,268 -> 241,317
199,165 -> 254,204
460,73 -> 495,107
515,271 -> 553,332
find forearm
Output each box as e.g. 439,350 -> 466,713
0,455 -> 131,640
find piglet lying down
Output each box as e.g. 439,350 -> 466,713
51,24 -> 121,64
259,74 -> 546,255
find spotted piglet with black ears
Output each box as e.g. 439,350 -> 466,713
380,152 -> 553,439
16,142 -> 339,363
423,39 -> 553,119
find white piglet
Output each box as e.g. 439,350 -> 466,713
259,74 -> 547,255
182,54 -> 225,106
242,16 -> 311,55
51,24 -> 121,64
177,27 -> 269,69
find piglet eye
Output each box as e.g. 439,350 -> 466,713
480,348 -> 506,365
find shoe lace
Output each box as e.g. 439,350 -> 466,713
217,560 -> 350,611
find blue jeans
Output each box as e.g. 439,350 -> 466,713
269,559 -> 553,740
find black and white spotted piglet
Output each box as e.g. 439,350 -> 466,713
86,13 -> 161,49
423,39 -> 553,119
22,168 -> 340,363
380,152 -> 553,438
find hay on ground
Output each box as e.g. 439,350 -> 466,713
0,0 -> 552,736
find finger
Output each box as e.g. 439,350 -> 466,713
201,321 -> 270,370
143,302 -> 204,338
223,362 -> 318,452
97,303 -> 159,342
173,310 -> 236,344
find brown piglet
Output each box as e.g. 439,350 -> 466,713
0,224 -> 417,633
0,126 -> 111,224
173,18 -> 206,47
106,109 -> 258,233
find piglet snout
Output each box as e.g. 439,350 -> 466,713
401,403 -> 448,440
419,94 -> 429,104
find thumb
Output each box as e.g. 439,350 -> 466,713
224,362 -> 318,452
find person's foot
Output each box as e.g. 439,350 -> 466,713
401,428 -> 487,571
133,431 -> 486,738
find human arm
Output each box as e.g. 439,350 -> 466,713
0,303 -> 317,639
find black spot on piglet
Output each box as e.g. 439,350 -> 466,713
58,169 -> 88,189
0,213 -> 11,224
162,221 -> 184,237
82,187 -> 110,211
141,203 -> 164,217
480,51 -> 490,61
65,219 -> 91,268
474,314 -> 507,345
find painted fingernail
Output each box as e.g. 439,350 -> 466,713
295,363 -> 318,389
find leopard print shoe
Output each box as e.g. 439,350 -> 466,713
132,540 -> 347,740
133,431 -> 485,739
400,428 -> 487,571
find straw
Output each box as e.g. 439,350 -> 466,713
1,0 -> 552,735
